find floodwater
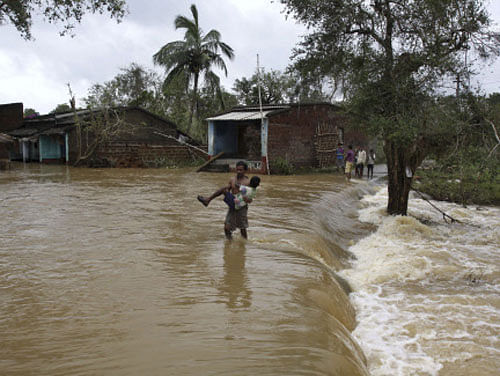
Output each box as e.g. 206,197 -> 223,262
0,164 -> 498,376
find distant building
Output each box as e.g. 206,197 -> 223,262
204,103 -> 359,173
0,103 -> 207,167
0,133 -> 14,170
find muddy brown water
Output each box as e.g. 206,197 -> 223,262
2,164 -> 498,376
0,164 -> 372,376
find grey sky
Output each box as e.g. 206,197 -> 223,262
1,0 -> 499,114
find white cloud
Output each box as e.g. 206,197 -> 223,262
0,0 -> 498,113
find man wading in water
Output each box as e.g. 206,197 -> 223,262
198,161 -> 253,240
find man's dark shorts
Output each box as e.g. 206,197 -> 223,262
225,206 -> 248,231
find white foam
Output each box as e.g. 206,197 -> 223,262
342,186 -> 500,375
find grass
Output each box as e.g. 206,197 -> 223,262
414,168 -> 500,207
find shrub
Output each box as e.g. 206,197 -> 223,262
415,167 -> 500,206
271,157 -> 295,175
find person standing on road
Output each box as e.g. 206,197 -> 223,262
335,143 -> 345,173
356,147 -> 367,178
367,149 -> 376,179
345,145 -> 355,181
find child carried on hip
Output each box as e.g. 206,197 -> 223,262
224,176 -> 260,210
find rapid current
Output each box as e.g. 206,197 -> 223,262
0,164 -> 498,375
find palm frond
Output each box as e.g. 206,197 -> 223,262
218,42 -> 235,60
210,55 -> 229,76
204,70 -> 225,108
153,42 -> 191,70
190,4 -> 199,27
175,15 -> 201,43
163,65 -> 191,91
203,29 -> 221,43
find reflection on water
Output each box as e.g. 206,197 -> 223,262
0,163 -> 368,376
219,240 -> 252,310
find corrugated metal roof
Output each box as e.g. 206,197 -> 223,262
8,128 -> 40,137
206,110 -> 276,121
0,133 -> 14,143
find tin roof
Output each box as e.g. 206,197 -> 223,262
8,128 -> 41,137
0,133 -> 14,143
206,110 -> 278,121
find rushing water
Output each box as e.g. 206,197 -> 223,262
0,164 -> 498,375
340,187 -> 500,376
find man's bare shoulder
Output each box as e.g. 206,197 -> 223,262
238,175 -> 250,185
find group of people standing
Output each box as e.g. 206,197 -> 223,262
336,143 -> 376,181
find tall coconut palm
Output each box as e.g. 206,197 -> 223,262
153,4 -> 234,134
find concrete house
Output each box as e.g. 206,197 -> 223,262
2,103 -> 207,167
205,103 -> 352,173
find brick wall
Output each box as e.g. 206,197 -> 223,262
93,142 -> 207,167
268,104 -> 348,168
65,108 -> 204,167
0,103 -> 23,132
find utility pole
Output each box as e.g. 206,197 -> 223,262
454,73 -> 461,98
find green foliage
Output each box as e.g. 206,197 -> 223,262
1,0 -> 127,40
282,0 -> 500,143
233,69 -> 293,105
416,166 -> 500,206
50,103 -> 72,114
84,63 -> 162,111
233,68 -> 328,105
161,75 -> 237,143
280,0 -> 500,214
413,92 -> 500,206
271,157 -> 295,175
23,108 -> 39,118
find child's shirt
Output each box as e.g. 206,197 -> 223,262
234,185 -> 257,210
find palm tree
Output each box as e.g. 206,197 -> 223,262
153,4 -> 234,134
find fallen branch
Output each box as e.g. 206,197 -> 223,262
411,186 -> 462,224
154,131 -> 209,156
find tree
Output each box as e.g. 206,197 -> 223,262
50,103 -> 72,114
84,63 -> 163,111
153,4 -> 234,135
281,0 -> 500,215
23,108 -> 38,118
0,0 -> 128,40
234,69 -> 292,105
233,68 -> 329,105
414,92 -> 500,206
160,73 -> 238,142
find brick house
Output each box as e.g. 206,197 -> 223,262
205,103 -> 357,173
0,103 -> 23,169
0,133 -> 14,170
4,104 -> 207,167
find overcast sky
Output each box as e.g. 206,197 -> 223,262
1,0 -> 499,114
